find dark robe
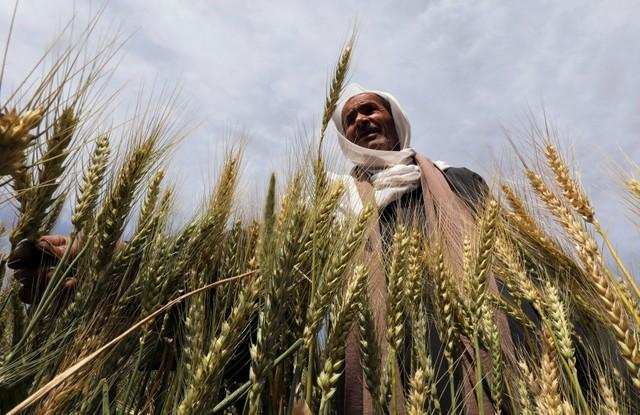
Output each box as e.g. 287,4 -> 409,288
340,163 -> 507,415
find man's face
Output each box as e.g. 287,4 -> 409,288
341,92 -> 400,151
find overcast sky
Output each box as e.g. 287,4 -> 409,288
2,1 -> 640,264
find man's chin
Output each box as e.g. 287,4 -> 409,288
358,137 -> 393,151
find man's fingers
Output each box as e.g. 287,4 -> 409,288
18,280 -> 49,305
13,267 -> 54,285
16,268 -> 76,305
18,286 -> 33,304
39,234 -> 69,247
37,236 -> 70,259
36,268 -> 54,285
7,240 -> 38,269
64,277 -> 77,290
13,268 -> 36,284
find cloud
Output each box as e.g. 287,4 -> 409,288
1,0 -> 639,263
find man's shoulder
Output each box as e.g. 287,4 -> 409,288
442,166 -> 486,185
441,166 -> 489,210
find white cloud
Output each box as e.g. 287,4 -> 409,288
2,0 -> 639,263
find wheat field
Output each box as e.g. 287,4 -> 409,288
1,19 -> 640,415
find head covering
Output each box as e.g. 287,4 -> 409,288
329,84 -> 421,212
331,83 -> 415,168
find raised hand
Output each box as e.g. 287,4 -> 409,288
7,235 -> 80,304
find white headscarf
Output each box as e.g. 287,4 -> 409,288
330,83 -> 449,213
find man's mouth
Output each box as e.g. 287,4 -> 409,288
357,125 -> 380,141
362,132 -> 378,140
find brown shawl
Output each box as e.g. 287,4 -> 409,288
343,154 -> 514,414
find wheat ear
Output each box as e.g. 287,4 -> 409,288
318,34 -> 354,153
11,107 -> 77,244
0,108 -> 44,176
2,108 -> 44,207
598,376 -> 621,415
481,304 -> 504,413
386,225 -> 409,351
177,276 -> 260,415
137,169 -> 164,231
543,143 -> 594,222
405,228 -> 424,310
545,145 -> 640,308
536,330 -> 563,415
515,365 -> 535,415
357,292 -> 383,413
409,308 -> 441,415
71,134 -> 110,234
501,183 -> 566,260
303,204 -> 373,349
317,265 -> 367,414
469,200 -> 500,323
627,178 -> 640,200
432,244 -> 458,412
90,138 -> 156,271
543,282 -> 575,366
528,170 -> 640,389
248,177 -> 308,414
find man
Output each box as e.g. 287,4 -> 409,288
10,84 -> 510,413
331,84 -> 513,414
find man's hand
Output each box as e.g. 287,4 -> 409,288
7,235 -> 80,304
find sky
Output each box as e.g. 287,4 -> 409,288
1,0 -> 640,264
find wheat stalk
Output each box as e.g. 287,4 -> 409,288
536,330 -> 563,415
177,276 -> 260,414
71,134 -> 110,234
386,225 -> 409,351
405,228 -> 423,309
317,33 -> 354,155
137,169 -> 164,231
515,362 -> 535,415
482,304 -> 504,413
11,107 -> 77,244
431,244 -> 459,411
357,291 -> 383,413
627,178 -> 640,200
303,203 -> 373,349
528,169 -> 640,389
598,376 -> 620,415
543,282 -> 575,366
317,265 -> 367,413
543,143 -> 594,222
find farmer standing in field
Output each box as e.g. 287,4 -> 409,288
9,83 -> 515,414
331,84 -> 514,414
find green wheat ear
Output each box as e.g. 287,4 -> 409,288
11,107 -> 77,244
72,134 -> 110,234
263,172 -> 276,236
318,30 -> 355,158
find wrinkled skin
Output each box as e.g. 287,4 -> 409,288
341,92 -> 400,151
8,235 -> 79,304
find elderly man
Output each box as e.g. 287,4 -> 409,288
9,84 -> 512,413
331,84 -> 513,415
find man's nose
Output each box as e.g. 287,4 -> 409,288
355,112 -> 370,126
